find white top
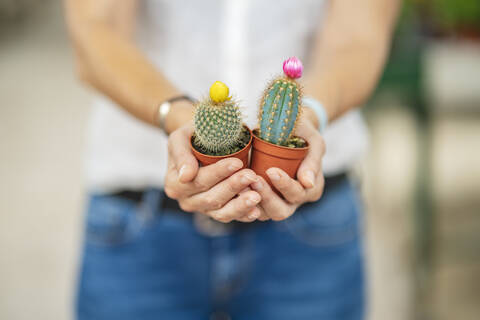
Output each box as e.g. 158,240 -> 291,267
85,0 -> 369,192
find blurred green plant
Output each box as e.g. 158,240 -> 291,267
407,0 -> 480,37
431,0 -> 480,32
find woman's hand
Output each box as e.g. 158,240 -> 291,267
251,113 -> 326,221
164,123 -> 263,223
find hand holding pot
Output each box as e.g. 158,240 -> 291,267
251,116 -> 326,221
164,123 -> 263,223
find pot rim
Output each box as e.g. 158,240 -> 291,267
190,124 -> 253,159
252,129 -> 309,151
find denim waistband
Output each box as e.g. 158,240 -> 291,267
113,172 -> 348,214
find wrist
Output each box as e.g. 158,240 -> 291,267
155,95 -> 195,135
302,96 -> 329,133
301,107 -> 320,129
165,99 -> 195,134
303,76 -> 340,123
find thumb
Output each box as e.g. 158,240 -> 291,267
168,125 -> 199,183
177,155 -> 198,183
297,133 -> 324,189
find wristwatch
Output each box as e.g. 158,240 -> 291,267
156,95 -> 195,134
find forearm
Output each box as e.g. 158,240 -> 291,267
304,0 -> 401,122
65,0 -> 192,132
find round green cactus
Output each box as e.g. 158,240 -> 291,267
193,81 -> 243,155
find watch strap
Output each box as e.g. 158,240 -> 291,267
302,96 -> 329,133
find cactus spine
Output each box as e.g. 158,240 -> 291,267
193,81 -> 243,155
258,57 -> 303,146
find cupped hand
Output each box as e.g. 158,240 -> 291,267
251,116 -> 326,221
164,123 -> 263,223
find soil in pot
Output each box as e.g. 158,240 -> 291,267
191,125 -> 252,168
250,129 -> 309,190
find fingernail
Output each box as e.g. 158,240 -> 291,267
267,169 -> 280,181
245,195 -> 260,207
305,170 -> 315,188
241,174 -> 257,184
252,181 -> 263,191
228,161 -> 242,171
178,165 -> 187,179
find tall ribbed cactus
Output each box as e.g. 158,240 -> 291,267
258,57 -> 303,146
193,81 -> 243,154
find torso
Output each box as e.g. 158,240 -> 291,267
86,0 -> 368,192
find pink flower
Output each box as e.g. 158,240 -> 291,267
282,56 -> 303,79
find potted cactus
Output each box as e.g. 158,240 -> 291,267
190,81 -> 253,168
250,57 -> 309,186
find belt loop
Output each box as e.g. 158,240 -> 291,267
139,188 -> 163,220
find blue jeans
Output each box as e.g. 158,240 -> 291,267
76,179 -> 365,320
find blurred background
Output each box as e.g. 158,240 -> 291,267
0,0 -> 479,319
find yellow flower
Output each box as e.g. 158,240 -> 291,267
209,81 -> 230,103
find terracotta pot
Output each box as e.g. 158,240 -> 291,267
190,125 -> 253,168
250,130 -> 309,188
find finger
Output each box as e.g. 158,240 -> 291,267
266,168 -> 306,204
235,188 -> 257,222
236,188 -> 263,222
208,191 -> 261,223
305,172 -> 326,202
168,125 -> 198,183
235,207 -> 262,223
189,157 -> 244,194
164,166 -> 182,200
238,187 -> 252,194
297,131 -> 325,189
250,176 -> 293,221
237,204 -> 270,222
256,206 -> 270,221
166,157 -> 244,199
186,169 -> 258,211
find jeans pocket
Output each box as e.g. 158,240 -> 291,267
85,194 -> 150,246
281,180 -> 362,247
